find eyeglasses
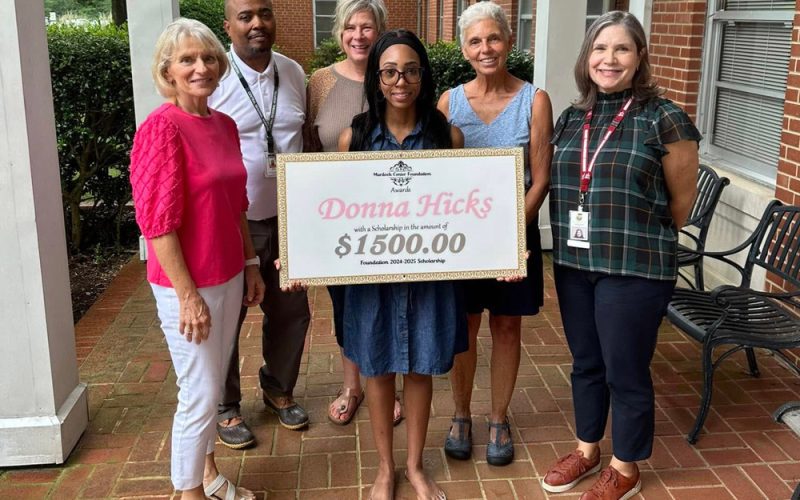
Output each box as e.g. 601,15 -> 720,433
377,67 -> 423,85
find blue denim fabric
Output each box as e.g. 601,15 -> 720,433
341,123 -> 468,377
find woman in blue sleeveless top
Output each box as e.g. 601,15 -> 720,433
338,29 -> 465,500
436,1 -> 553,466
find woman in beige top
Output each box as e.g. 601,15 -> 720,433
303,0 -> 404,426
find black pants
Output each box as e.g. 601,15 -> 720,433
554,264 -> 675,461
218,217 -> 310,420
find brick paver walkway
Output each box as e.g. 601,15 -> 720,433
1,255 -> 799,499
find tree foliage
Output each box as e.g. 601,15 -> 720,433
48,22 -> 135,252
179,0 -> 228,45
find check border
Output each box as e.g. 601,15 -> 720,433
276,147 -> 527,287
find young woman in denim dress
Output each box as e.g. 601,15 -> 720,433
337,29 -> 466,500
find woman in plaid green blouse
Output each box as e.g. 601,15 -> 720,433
541,11 -> 700,500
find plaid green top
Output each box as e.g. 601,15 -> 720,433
549,90 -> 701,280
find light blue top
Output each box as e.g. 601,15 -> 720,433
448,82 -> 536,189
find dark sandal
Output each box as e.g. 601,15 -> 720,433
328,387 -> 365,425
487,418 -> 514,466
444,416 -> 472,460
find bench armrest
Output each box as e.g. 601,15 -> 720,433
711,285 -> 800,310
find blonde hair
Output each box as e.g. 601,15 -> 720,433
332,0 -> 388,51
152,18 -> 229,98
458,1 -> 511,47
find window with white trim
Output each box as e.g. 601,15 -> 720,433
586,0 -> 614,30
314,0 -> 337,46
517,0 -> 533,51
438,0 -> 445,38
699,0 -> 794,182
455,0 -> 467,42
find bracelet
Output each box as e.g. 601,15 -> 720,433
245,256 -> 260,267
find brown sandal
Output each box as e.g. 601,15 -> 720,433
328,387 -> 365,425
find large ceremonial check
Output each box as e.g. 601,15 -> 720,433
276,147 -> 526,287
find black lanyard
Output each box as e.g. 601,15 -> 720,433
230,54 -> 280,154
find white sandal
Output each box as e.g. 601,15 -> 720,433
204,474 -> 254,500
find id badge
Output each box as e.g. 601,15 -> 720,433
567,209 -> 590,249
264,152 -> 277,178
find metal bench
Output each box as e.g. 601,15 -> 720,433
677,164 -> 730,290
667,200 -> 800,444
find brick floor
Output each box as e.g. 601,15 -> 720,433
1,255 -> 799,499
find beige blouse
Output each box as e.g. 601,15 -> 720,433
303,65 -> 368,153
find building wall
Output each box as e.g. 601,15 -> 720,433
777,7 -> 800,209
647,0 -> 705,119
387,0 -> 420,35
274,0 -> 315,69
442,0 -> 456,41
275,0 -> 420,70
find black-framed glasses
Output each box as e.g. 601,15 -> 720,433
377,67 -> 423,85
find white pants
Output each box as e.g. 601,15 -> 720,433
151,272 -> 244,491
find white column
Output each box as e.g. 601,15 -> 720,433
628,0 -> 653,41
128,0 -> 179,125
0,0 -> 87,466
533,0 -> 587,250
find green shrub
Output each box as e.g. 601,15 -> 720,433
179,0 -> 227,45
48,22 -> 135,252
428,40 -> 534,98
308,37 -> 345,74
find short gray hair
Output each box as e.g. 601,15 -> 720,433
152,18 -> 229,98
458,1 -> 511,46
332,0 -> 388,50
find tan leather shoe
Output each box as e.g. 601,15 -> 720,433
579,464 -> 641,500
541,449 -> 601,493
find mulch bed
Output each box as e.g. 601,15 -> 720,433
69,248 -> 136,322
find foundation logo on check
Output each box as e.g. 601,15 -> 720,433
389,160 -> 412,187
372,160 -> 432,193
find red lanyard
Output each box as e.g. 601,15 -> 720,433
580,97 -> 634,198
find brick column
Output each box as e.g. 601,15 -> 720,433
441,0 -> 455,41
776,6 -> 800,208
647,0 -> 705,120
770,4 -> 800,303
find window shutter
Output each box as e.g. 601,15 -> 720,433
706,4 -> 793,178
724,0 -> 795,10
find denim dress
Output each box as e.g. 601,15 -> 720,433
341,123 -> 468,377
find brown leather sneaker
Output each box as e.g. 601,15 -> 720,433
579,464 -> 641,500
541,449 -> 602,493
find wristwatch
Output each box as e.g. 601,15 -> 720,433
245,256 -> 260,267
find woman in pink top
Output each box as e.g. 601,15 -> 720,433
129,18 -> 264,500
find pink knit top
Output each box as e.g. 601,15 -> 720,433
130,103 -> 249,288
